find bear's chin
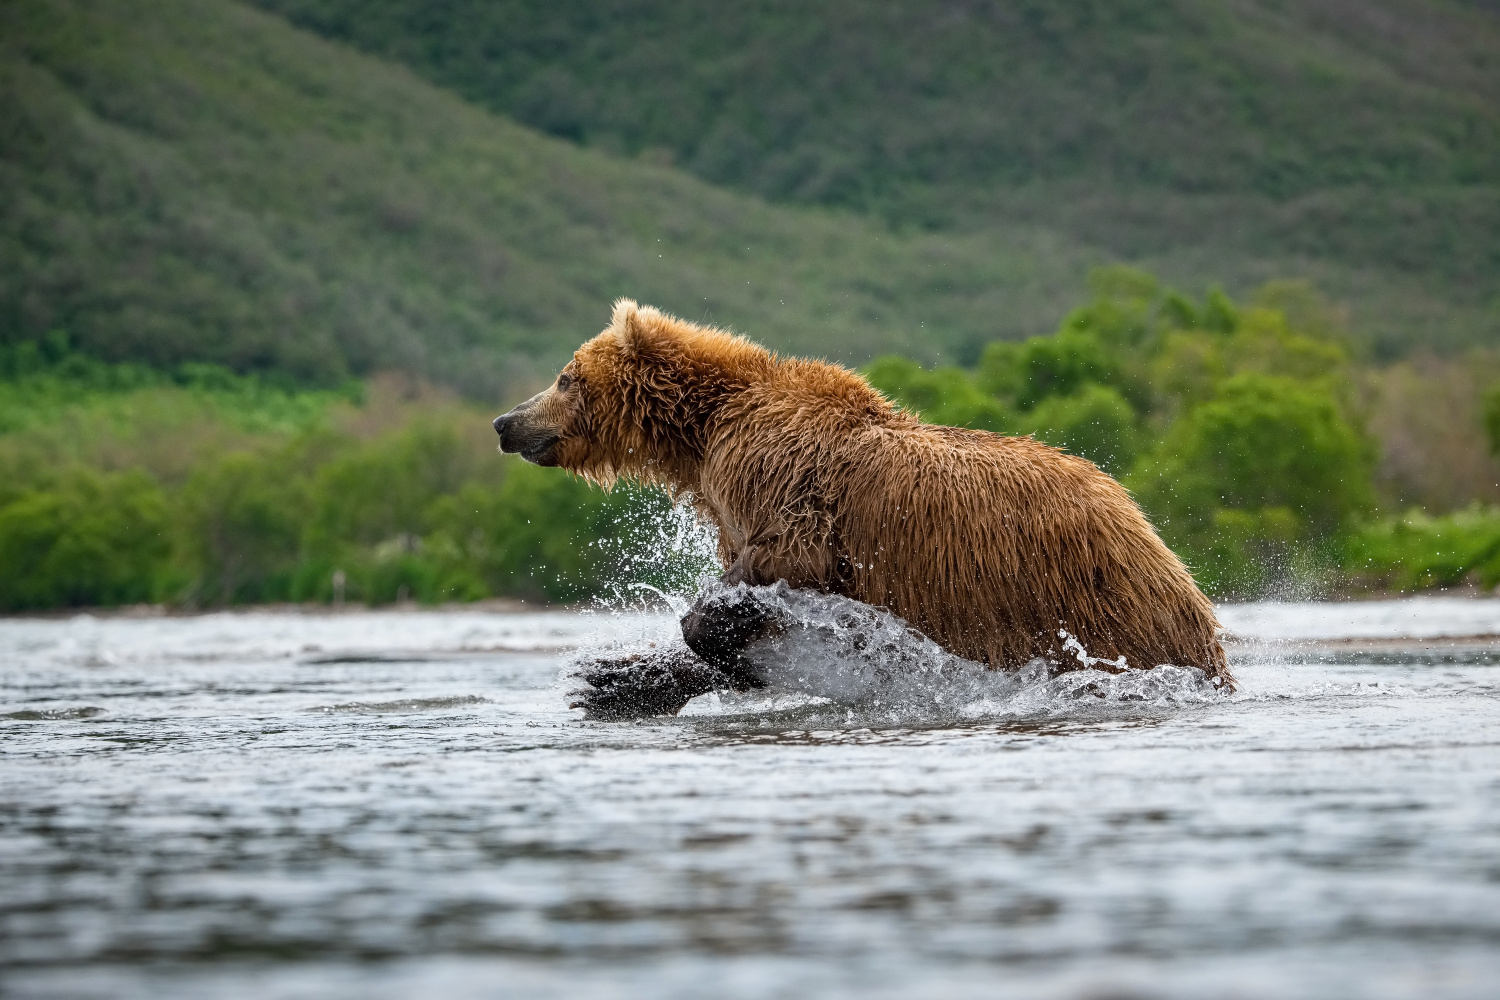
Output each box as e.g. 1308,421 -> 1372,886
518,436 -> 561,466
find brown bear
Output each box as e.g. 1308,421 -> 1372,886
494,300 -> 1232,713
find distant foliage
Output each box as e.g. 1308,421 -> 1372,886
1484,384 -> 1500,456
2,0 -> 1202,396
256,0 -> 1499,201
3,0 -> 1496,407
0,350 -> 699,609
177,443 -> 325,605
0,269 -> 1488,609
1129,375 -> 1374,597
0,470 -> 170,610
0,336 -> 360,437
1344,507 -> 1500,592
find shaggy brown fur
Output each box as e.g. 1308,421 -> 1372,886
496,300 -> 1231,685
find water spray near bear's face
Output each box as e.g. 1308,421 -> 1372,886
495,299 -> 1232,719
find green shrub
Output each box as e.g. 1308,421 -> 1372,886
1343,507 -> 1500,592
0,469 -> 171,609
1021,384 -> 1139,475
176,446 -> 317,604
863,356 -> 1013,431
423,463 -> 648,603
303,421 -> 485,557
1129,373 -> 1374,597
1484,384 -> 1500,456
1064,266 -> 1164,346
978,329 -> 1128,412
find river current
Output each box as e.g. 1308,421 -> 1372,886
3,596 -> 1500,999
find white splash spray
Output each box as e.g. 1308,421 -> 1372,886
1058,628 -> 1127,671
589,493 -> 721,615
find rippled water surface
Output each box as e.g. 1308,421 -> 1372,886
4,598 -> 1500,999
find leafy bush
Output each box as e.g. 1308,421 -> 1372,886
424,465 -> 647,603
303,421 -> 488,557
0,469 -> 171,610
176,445 -> 320,604
1484,383 -> 1500,456
1020,385 -> 1139,475
1343,507 -> 1500,592
1128,374 -> 1375,596
167,425 -> 661,605
978,330 -> 1130,412
864,356 -> 1013,431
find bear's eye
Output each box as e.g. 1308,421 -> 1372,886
557,373 -> 573,392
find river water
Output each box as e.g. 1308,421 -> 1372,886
3,596 -> 1500,999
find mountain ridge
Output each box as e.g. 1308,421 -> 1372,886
254,0 -> 1500,356
1,0 -> 1140,392
3,0 -> 1496,398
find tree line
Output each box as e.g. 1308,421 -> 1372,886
1,270 -> 1498,611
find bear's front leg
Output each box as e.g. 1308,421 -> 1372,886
679,577 -> 788,689
568,647 -> 728,721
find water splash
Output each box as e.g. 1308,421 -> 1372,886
569,579 -> 1228,728
1059,628 -> 1127,671
589,494 -> 720,615
729,583 -> 1223,725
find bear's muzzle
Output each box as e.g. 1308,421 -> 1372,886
493,393 -> 561,465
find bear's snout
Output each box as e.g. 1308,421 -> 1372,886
491,410 -> 523,444
493,394 -> 562,465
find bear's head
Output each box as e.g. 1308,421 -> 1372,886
493,299 -> 772,488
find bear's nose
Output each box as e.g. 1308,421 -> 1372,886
492,414 -> 509,436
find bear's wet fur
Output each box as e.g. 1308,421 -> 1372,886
497,300 -> 1232,716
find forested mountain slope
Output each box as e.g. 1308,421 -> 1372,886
3,0 -> 1105,393
255,0 -> 1500,356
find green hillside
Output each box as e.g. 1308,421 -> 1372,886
1,0 -> 1138,396
254,0 -> 1500,356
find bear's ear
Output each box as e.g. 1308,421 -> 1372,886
610,297 -> 640,332
612,298 -> 666,357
